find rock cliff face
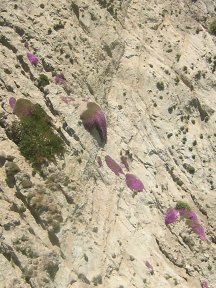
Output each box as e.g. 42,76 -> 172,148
0,0 -> 216,287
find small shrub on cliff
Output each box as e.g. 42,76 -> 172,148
38,74 -> 49,88
13,100 -> 64,168
209,20 -> 216,36
156,81 -> 164,91
175,201 -> 190,210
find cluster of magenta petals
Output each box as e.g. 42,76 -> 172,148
165,208 -> 179,225
80,102 -> 107,143
27,52 -> 39,66
125,173 -> 144,192
55,73 -> 65,84
104,155 -> 144,192
105,155 -> 123,176
200,279 -> 209,288
9,97 -> 16,109
165,205 -> 206,241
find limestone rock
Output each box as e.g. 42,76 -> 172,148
0,0 -> 216,287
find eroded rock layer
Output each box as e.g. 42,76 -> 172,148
0,0 -> 216,287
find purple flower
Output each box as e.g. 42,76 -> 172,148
121,156 -> 129,171
105,155 -> 123,176
60,95 -> 74,104
80,102 -> 107,143
190,221 -> 206,241
188,211 -> 198,221
200,279 -> 209,288
9,97 -> 16,110
145,260 -> 154,274
27,52 -> 39,66
55,73 -> 65,84
97,156 -> 103,167
165,208 -> 179,225
125,173 -> 144,192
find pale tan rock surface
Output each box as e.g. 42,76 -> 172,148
0,0 -> 216,287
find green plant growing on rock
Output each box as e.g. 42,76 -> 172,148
183,163 -> 195,174
176,201 -> 190,210
156,81 -> 164,91
38,74 -> 49,88
209,19 -> 216,35
12,100 -> 64,169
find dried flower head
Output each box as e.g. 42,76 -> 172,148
105,155 -> 123,176
125,173 -> 144,192
80,102 -> 107,143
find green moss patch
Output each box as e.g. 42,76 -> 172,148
13,100 -> 64,169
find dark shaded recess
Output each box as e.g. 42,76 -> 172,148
15,189 -> 43,226
96,0 -> 118,19
155,238 -> 185,269
60,189 -> 74,204
0,17 -> 24,37
6,84 -> 14,92
62,122 -> 80,141
15,26 -> 25,36
0,76 -> 14,92
46,260 -> 59,280
86,82 -> 94,95
0,16 -> 5,26
48,231 -> 60,247
83,124 -> 106,148
189,98 -> 208,121
78,274 -> 91,285
80,102 -> 107,146
56,127 -> 71,146
71,2 -> 79,19
93,125 -> 106,147
44,96 -> 59,116
0,242 -> 22,269
16,54 -> 34,81
15,189 -> 60,248
42,59 -> 54,72
210,234 -> 216,244
0,157 -> 6,167
0,35 -> 17,53
103,44 -> 112,57
53,22 -> 65,31
4,68 -> 12,74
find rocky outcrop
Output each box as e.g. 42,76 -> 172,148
0,0 -> 215,287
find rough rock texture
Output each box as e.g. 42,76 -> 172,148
0,0 -> 216,287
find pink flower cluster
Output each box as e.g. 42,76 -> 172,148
96,154 -> 144,192
55,73 -> 65,84
200,279 -> 209,288
105,155 -> 123,176
27,52 -> 39,66
164,204 -> 206,241
80,102 -> 107,143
